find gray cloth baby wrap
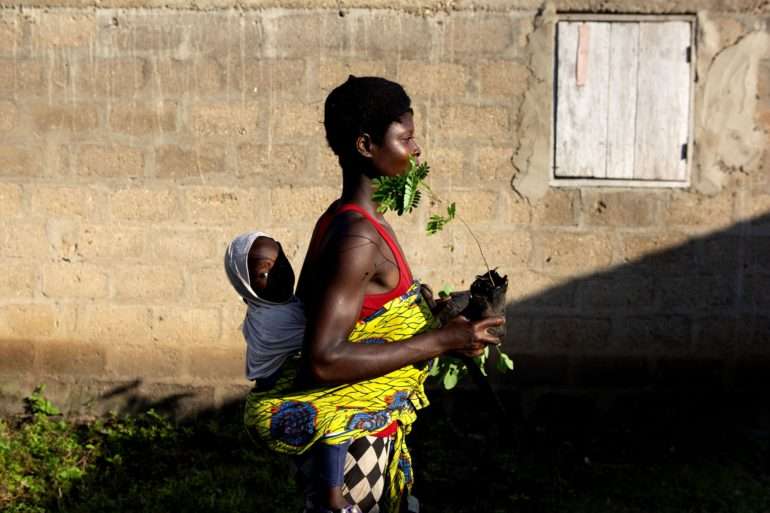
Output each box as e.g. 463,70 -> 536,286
224,231 -> 306,381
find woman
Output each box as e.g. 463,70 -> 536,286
246,76 -> 503,513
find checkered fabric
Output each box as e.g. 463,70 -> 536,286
341,435 -> 391,513
297,435 -> 392,513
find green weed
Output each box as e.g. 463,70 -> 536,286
0,387 -> 298,513
1,386 -> 97,513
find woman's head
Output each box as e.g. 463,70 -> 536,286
324,76 -> 417,172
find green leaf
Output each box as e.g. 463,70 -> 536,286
371,157 -> 459,237
24,385 -> 61,416
426,213 -> 449,235
473,346 -> 489,376
427,358 -> 441,377
443,365 -> 459,390
426,202 -> 457,235
372,175 -> 403,214
402,173 -> 418,214
372,157 -> 430,217
475,360 -> 488,377
56,466 -> 84,481
497,352 -> 515,372
447,202 -> 456,219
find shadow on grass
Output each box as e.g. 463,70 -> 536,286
409,389 -> 770,513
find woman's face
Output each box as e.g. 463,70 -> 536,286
369,111 -> 421,178
248,237 -> 295,302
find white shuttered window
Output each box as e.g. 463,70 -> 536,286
553,17 -> 694,187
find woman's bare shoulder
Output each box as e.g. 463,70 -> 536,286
325,210 -> 381,250
298,208 -> 380,299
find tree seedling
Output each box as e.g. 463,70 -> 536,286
372,157 -> 514,391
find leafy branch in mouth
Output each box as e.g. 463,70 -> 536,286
372,157 -> 494,283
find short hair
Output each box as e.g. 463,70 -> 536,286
324,75 -> 412,165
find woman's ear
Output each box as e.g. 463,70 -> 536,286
355,133 -> 374,158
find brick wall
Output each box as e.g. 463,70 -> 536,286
0,5 -> 768,415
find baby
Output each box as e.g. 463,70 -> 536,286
224,231 -> 305,385
224,231 -> 360,513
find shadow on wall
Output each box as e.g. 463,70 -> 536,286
100,380 -> 197,416
475,210 -> 770,438
497,211 -> 770,391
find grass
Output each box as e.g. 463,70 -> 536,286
1,386 -> 768,513
0,386 -> 299,513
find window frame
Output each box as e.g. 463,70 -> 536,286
550,13 -> 697,189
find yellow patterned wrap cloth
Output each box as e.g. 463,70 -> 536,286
244,281 -> 436,513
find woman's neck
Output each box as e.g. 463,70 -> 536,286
340,167 -> 381,217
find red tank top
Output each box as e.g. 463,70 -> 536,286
345,202 -> 410,438
310,202 -> 413,321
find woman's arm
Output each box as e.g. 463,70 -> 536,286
303,216 -> 503,385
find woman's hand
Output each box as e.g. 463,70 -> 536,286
437,315 -> 504,358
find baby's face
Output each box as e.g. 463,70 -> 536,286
248,237 -> 295,302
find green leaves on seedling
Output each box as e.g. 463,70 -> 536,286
474,349 -> 489,377
428,356 -> 461,390
427,202 -> 456,235
478,345 -> 515,376
429,345 -> 515,390
442,364 -> 460,390
497,351 -> 514,372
